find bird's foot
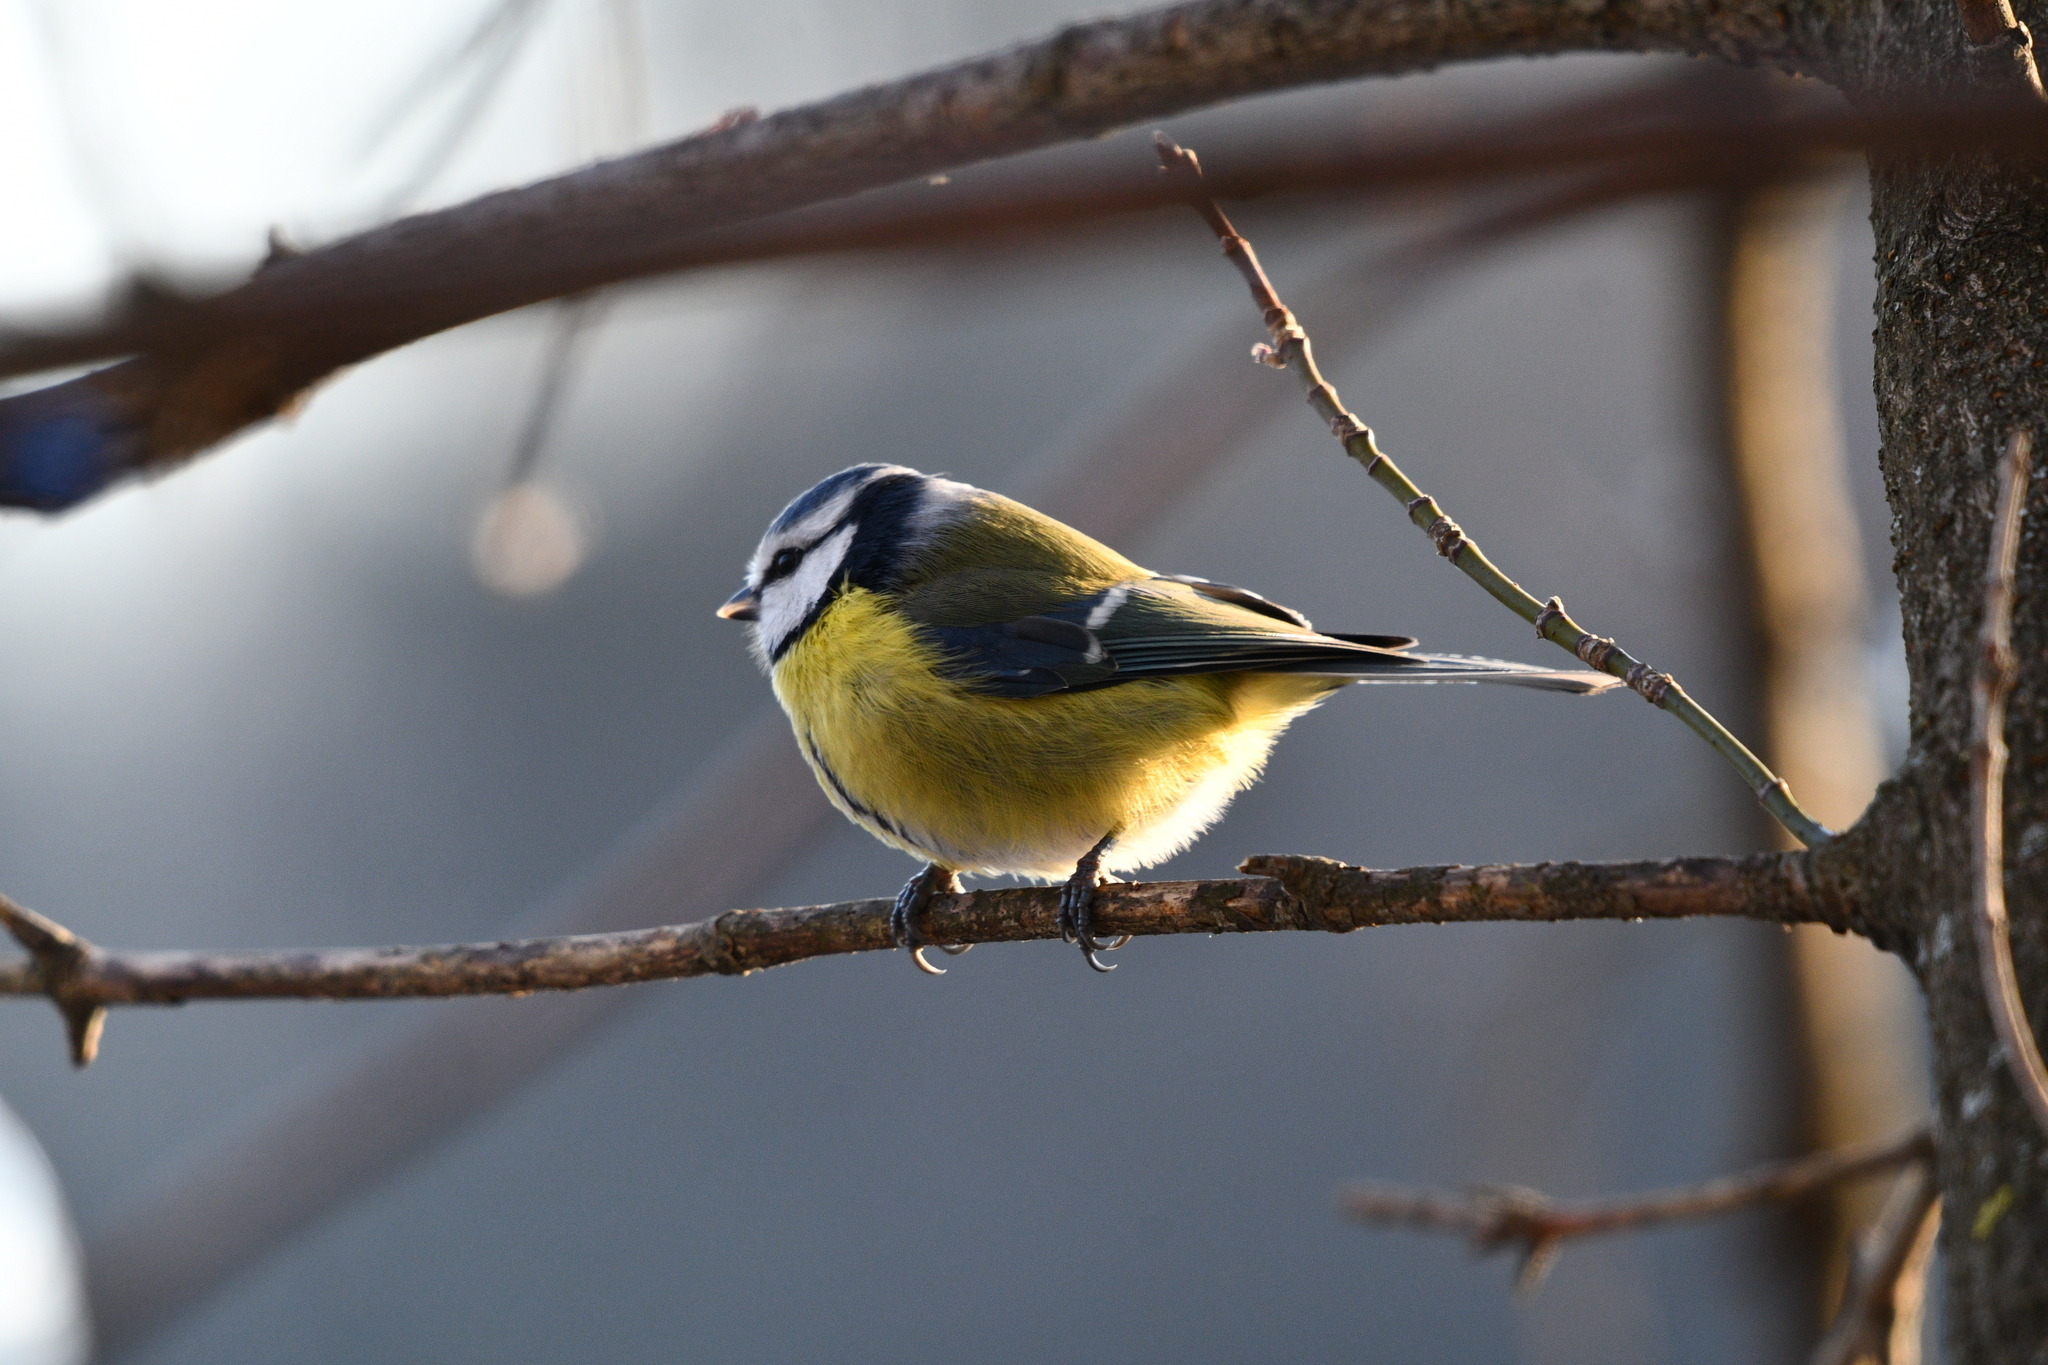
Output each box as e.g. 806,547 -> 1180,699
1056,834 -> 1130,973
891,864 -> 964,976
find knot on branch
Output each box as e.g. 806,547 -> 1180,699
1425,517 -> 1467,560
1624,662 -> 1673,707
696,912 -> 753,978
1573,633 -> 1618,672
1533,596 -> 1566,640
0,897 -> 106,1066
1250,322 -> 1306,370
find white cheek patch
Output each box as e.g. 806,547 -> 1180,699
754,522 -> 857,664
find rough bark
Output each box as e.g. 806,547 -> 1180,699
1846,0 -> 2048,1352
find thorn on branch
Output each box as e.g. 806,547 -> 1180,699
0,897 -> 107,1067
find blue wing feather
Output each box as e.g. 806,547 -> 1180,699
919,576 -> 1616,697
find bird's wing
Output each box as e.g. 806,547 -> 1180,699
922,613 -> 1120,697
924,577 -> 1618,697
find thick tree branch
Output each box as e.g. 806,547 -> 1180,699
0,851 -> 1851,1059
20,73 -> 2025,385
0,0 -> 1845,512
8,86 -> 2047,512
1969,429 -> 2048,1138
1342,1126 -> 1933,1292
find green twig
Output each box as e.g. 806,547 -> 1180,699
1153,133 -> 1831,848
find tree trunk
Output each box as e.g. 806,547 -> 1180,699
1850,0 -> 2048,1354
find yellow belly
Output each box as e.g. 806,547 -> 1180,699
771,587 -> 1337,877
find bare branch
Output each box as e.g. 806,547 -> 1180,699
0,851 -> 1850,1061
0,0 -> 1872,512
1152,134 -> 1834,847
11,76 -> 2048,514
2,70 -> 1857,375
1342,1126 -> 1934,1292
0,895 -> 105,1067
1810,1162 -> 1942,1365
1969,429 -> 2048,1138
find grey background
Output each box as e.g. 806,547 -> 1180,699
0,6 -> 1902,1361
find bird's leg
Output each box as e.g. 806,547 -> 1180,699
890,863 -> 963,976
1057,832 -> 1129,973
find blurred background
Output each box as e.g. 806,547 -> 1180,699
0,1 -> 1930,1361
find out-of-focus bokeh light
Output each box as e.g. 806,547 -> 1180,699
470,480 -> 589,596
0,1100 -> 85,1365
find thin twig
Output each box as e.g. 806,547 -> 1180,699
358,0 -> 555,217
503,293 -> 602,487
1969,429 -> 2048,1138
1152,135 -> 1833,847
1342,1126 -> 1933,1293
0,851 -> 1854,1062
1810,1161 -> 1942,1365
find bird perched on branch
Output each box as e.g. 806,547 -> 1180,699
718,464 -> 1619,973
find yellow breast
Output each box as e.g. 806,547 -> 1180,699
771,587 -> 1337,878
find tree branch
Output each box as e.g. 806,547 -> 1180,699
0,851 -> 1850,1061
0,0 -> 1841,512
1810,1161 -> 1942,1365
1152,134 -> 1834,847
1953,0 -> 2046,103
1969,429 -> 2048,1138
1342,1126 -> 1934,1292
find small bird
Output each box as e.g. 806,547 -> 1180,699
718,464 -> 1618,973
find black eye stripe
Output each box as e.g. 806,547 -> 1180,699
760,515 -> 861,588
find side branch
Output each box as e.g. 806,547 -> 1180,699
1969,429 -> 2048,1137
1153,135 -> 1832,847
1343,1126 -> 1933,1290
0,851 -> 1845,1057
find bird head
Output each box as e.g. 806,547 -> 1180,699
718,464 -> 976,666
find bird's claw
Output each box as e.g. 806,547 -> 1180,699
891,864 -> 963,975
1057,835 -> 1128,972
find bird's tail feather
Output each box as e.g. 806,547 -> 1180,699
1277,651 -> 1622,695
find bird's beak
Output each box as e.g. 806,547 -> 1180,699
716,587 -> 760,621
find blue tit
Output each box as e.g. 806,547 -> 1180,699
718,464 -> 1619,973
